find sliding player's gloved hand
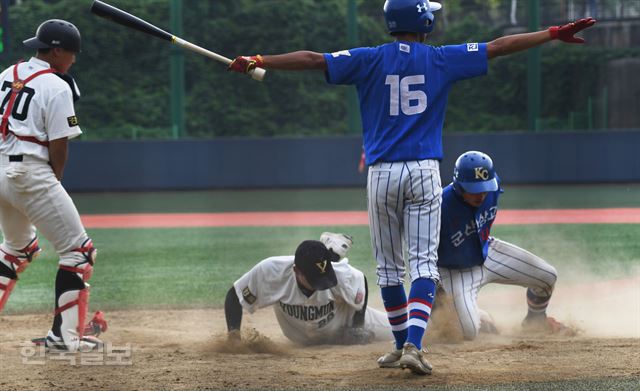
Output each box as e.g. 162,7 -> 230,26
549,18 -> 596,43
342,327 -> 375,345
228,55 -> 264,74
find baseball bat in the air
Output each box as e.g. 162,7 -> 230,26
90,0 -> 266,81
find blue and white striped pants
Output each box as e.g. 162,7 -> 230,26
367,159 -> 441,287
440,238 -> 558,340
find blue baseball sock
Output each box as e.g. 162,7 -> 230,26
406,278 -> 437,350
526,288 -> 551,318
380,285 -> 408,350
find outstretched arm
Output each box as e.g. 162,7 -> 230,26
228,51 -> 327,74
487,17 -> 596,59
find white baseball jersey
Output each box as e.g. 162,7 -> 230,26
233,256 -> 391,345
0,57 -> 89,263
0,57 -> 82,161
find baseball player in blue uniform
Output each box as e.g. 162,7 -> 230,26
438,151 -> 565,340
228,0 -> 595,375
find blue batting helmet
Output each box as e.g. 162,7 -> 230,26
452,151 -> 499,195
383,0 -> 442,34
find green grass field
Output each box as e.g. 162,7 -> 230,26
69,184 -> 640,213
3,185 -> 639,314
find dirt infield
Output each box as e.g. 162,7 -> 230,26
79,208 -> 640,228
1,211 -> 638,390
1,276 -> 639,391
0,311 -> 638,391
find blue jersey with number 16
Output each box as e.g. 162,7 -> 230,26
324,42 -> 487,165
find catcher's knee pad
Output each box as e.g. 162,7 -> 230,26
0,238 -> 42,312
59,238 -> 97,281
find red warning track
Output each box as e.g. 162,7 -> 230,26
80,208 -> 640,228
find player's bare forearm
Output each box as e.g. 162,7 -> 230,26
48,138 -> 68,181
487,18 -> 596,59
487,30 -> 551,59
262,51 -> 327,70
228,51 -> 326,74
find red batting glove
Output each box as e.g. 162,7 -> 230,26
549,17 -> 596,43
228,55 -> 264,74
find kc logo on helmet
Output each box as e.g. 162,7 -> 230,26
474,167 -> 489,180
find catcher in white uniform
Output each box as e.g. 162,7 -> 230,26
0,20 -> 106,352
225,233 -> 392,345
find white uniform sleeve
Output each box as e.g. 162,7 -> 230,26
232,257 -> 291,313
330,258 -> 366,311
46,87 -> 82,141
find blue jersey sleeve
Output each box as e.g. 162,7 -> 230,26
323,47 -> 373,86
438,43 -> 488,83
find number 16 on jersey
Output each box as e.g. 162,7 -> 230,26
385,75 -> 427,116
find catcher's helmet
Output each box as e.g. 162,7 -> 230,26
452,151 -> 499,195
23,19 -> 81,53
383,0 -> 442,34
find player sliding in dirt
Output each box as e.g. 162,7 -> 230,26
436,151 -> 567,340
228,0 -> 595,376
224,233 -> 392,345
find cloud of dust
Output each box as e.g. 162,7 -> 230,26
477,265 -> 640,338
207,328 -> 291,356
366,257 -> 640,340
469,224 -> 640,339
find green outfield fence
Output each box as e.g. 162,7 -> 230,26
0,0 -> 638,140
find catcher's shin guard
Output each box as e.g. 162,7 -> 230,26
0,239 -> 42,312
0,267 -> 17,312
51,266 -> 90,351
51,239 -> 98,352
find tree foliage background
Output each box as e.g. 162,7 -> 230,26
2,0 -> 637,140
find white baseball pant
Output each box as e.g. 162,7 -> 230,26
439,238 -> 558,340
367,159 -> 442,287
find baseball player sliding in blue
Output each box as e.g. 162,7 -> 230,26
438,151 -> 565,341
228,0 -> 595,375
